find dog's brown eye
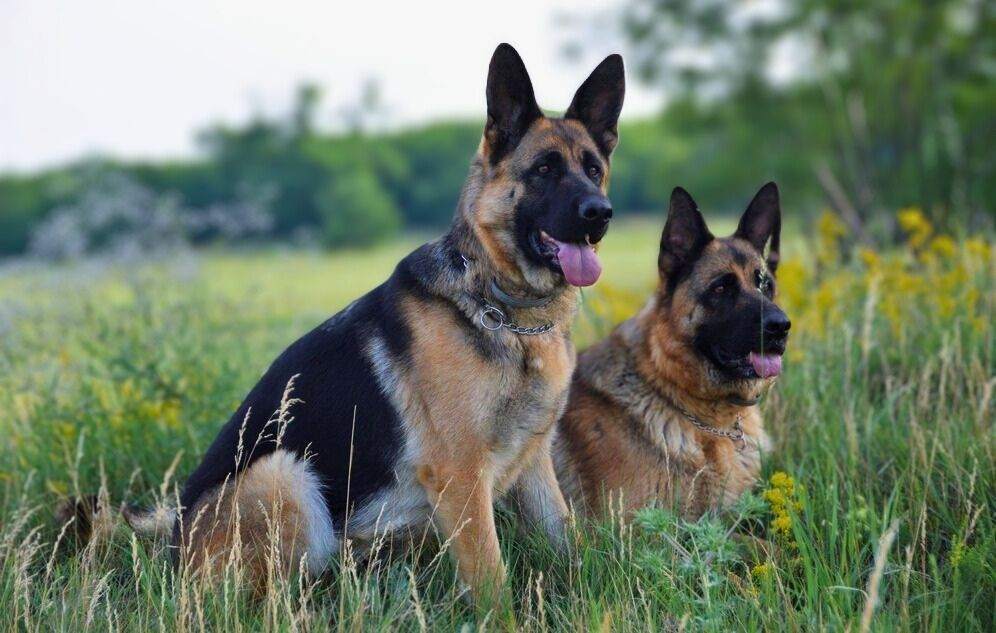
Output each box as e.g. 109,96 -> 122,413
587,165 -> 601,179
537,164 -> 550,175
756,270 -> 772,293
713,285 -> 726,294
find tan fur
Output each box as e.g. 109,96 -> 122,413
390,288 -> 574,595
556,239 -> 776,519
122,503 -> 175,537
178,450 -> 333,593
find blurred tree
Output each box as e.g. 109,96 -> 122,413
620,0 -> 995,233
0,176 -> 48,254
0,116 -> 701,256
291,83 -> 322,139
389,122 -> 480,226
338,79 -> 391,135
28,170 -> 188,261
316,169 -> 402,248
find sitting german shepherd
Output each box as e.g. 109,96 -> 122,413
555,184 -> 789,518
123,44 -> 625,598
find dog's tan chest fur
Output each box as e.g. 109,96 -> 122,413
555,326 -> 769,518
345,292 -> 577,552
399,296 -> 575,489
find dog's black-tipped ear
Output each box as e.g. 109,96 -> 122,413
484,43 -> 543,164
659,187 -> 713,277
735,182 -> 782,273
565,54 -> 626,157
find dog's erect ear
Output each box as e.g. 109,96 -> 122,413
659,187 -> 713,278
565,54 -> 626,157
484,43 -> 543,164
735,182 -> 781,273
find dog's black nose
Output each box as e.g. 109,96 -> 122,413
578,195 -> 613,224
763,310 -> 791,338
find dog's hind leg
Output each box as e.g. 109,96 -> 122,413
178,449 -> 337,590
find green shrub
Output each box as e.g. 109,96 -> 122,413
316,170 -> 402,248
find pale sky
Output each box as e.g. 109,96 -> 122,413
0,0 -> 661,172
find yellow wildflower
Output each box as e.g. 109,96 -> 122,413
935,296 -> 956,319
818,210 -> 847,240
965,237 -> 990,262
751,563 -> 773,582
897,207 -> 932,249
161,400 -> 182,429
763,488 -> 787,509
775,259 -> 808,313
769,471 -> 795,493
772,515 -> 793,536
763,471 -> 804,546
896,272 -> 924,295
816,210 -> 848,266
929,235 -> 956,258
858,247 -> 881,269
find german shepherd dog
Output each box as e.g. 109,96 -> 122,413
121,44 -> 625,599
555,184 -> 789,518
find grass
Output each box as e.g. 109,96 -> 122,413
0,217 -> 992,631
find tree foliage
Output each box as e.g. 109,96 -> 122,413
316,169 -> 401,248
619,0 -> 995,237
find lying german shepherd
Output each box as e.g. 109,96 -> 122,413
122,44 -> 625,599
555,184 -> 789,518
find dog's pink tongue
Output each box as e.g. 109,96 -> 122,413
554,241 -> 602,287
749,352 -> 783,378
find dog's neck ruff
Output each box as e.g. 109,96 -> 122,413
619,342 -> 751,452
458,252 -> 558,336
618,364 -> 750,453
672,403 -> 747,452
650,381 -> 750,452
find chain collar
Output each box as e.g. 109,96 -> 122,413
674,404 -> 747,452
459,253 -> 556,336
618,364 -> 752,452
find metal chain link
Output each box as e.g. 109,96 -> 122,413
477,303 -> 555,335
620,366 -> 750,452
460,253 -> 556,336
675,405 -> 747,452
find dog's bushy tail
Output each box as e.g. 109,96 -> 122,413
54,496 -> 176,542
122,504 -> 176,537
55,453 -> 183,543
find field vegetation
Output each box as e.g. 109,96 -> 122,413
0,215 -> 991,631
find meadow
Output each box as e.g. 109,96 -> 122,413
0,214 -> 992,631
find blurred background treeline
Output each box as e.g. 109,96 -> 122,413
1,0 -> 993,260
